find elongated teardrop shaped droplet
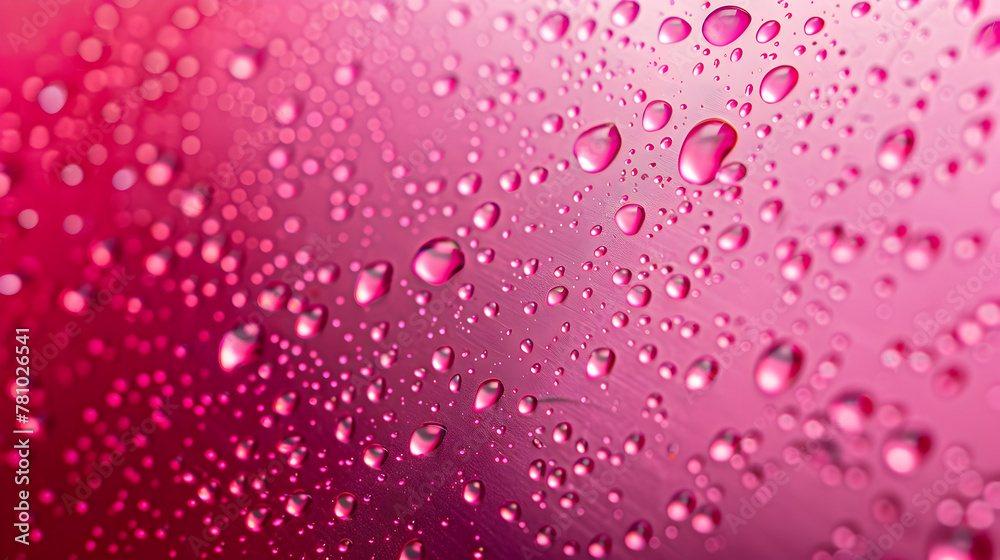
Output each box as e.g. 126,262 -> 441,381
219,321 -> 263,372
642,100 -> 673,132
355,261 -> 393,305
409,422 -> 446,456
678,119 -> 738,185
702,6 -> 751,46
614,203 -> 645,235
759,65 -> 799,104
574,123 -> 622,173
474,379 -> 504,412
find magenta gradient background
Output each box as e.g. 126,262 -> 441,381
2,0 -> 1000,559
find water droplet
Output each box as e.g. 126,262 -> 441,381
667,490 -> 697,521
756,20 -> 780,43
499,501 -> 522,521
702,6 -> 751,46
285,492 -> 312,516
472,202 -> 500,230
685,357 -> 719,391
641,100 -> 673,133
456,172 -> 482,196
399,539 -> 425,560
614,203 -> 645,235
665,274 -> 691,299
333,492 -> 357,519
678,119 -> 738,185
588,534 -> 612,558
973,20 -> 1000,57
804,17 -> 825,35
828,392 -> 875,433
610,1 -> 639,27
624,520 -> 652,551
876,128 -> 916,171
295,305 -> 327,339
518,395 -> 538,414
355,261 -> 393,305
474,379 -> 503,412
362,443 -> 387,469
586,348 -> 616,379
883,429 -> 932,475
539,11 -> 570,42
658,17 -> 692,44
547,286 -> 569,306
463,479 -> 485,505
553,422 -> 572,443
717,224 -> 749,251
410,422 -> 446,456
245,506 -> 270,532
273,390 -> 299,416
754,341 -> 804,395
219,321 -> 263,372
902,233 -> 941,271
335,415 -> 354,443
574,123 -> 622,173
760,65 -> 799,104
625,285 -> 651,307
413,238 -> 465,285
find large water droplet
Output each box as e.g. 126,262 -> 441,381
463,479 -> 485,505
412,238 -> 465,285
586,348 -> 616,379
499,501 -> 522,521
574,123 -> 622,173
625,285 -> 651,307
362,443 -> 387,469
285,492 -> 312,516
642,100 -> 673,132
245,506 -> 270,532
610,1 -> 639,27
876,128 -> 916,171
685,357 -> 719,391
658,17 -> 692,43
754,341 -> 804,395
428,347 -> 454,374
756,20 -> 780,43
472,202 -> 500,230
219,321 -> 263,372
355,261 -> 393,305
678,119 -> 738,185
547,286 -> 569,306
759,65 -> 799,104
973,20 -> 1000,57
828,392 -> 874,433
717,224 -> 749,251
474,379 -> 504,412
410,422 -> 446,456
882,429 -> 931,475
702,6 -> 751,46
295,305 -> 327,339
539,11 -> 570,42
614,203 -> 645,235
273,390 -> 299,416
667,490 -> 697,521
665,274 -> 691,299
333,492 -> 357,519
399,539 -> 425,560
624,520 -> 652,551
